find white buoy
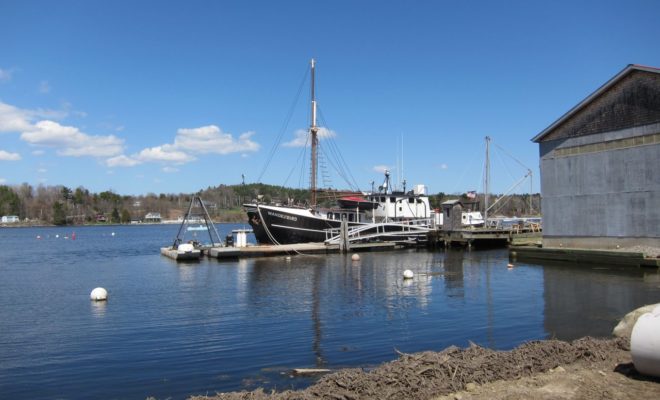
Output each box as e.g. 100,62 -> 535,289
403,269 -> 414,279
631,305 -> 660,377
285,256 -> 291,261
90,287 -> 108,301
507,263 -> 514,269
55,234 -> 59,238
351,254 -> 360,261
111,232 -> 115,237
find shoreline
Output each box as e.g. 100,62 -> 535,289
189,336 -> 660,400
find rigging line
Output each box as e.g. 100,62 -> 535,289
493,142 -> 531,172
494,146 -> 517,183
283,135 -> 310,188
257,66 -> 310,183
316,106 -> 361,191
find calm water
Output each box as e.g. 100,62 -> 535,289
1,224 -> 659,399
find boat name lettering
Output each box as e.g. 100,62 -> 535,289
267,211 -> 298,221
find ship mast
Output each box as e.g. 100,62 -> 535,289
483,136 -> 491,223
310,58 -> 319,207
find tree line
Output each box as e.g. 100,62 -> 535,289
0,182 -> 541,226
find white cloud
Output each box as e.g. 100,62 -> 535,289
162,166 -> 179,173
0,178 -> 6,183
106,155 -> 141,167
107,124 -> 258,168
21,120 -> 124,157
0,150 -> 21,161
39,80 -> 51,94
137,145 -> 195,163
439,163 -> 448,170
174,125 -> 260,154
373,165 -> 391,174
0,101 -> 68,133
32,150 -> 45,156
283,127 -> 337,147
37,168 -> 47,173
0,102 -> 34,132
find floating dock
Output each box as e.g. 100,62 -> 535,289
207,241 -> 399,259
160,246 -> 202,261
510,246 -> 660,268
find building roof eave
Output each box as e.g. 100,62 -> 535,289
531,64 -> 660,143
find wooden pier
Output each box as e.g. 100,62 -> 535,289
206,241 -> 399,260
433,227 -> 542,248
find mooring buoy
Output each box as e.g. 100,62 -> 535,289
90,287 -> 108,301
351,254 -> 360,261
403,269 -> 414,279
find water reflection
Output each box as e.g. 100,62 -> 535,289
90,300 -> 107,318
542,263 -> 660,339
443,249 -> 465,296
4,224 -> 660,400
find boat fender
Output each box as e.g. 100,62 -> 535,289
631,305 -> 660,378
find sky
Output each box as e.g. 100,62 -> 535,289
1,0 -> 659,196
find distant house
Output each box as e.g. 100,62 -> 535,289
144,212 -> 162,223
96,214 -> 107,223
1,215 -> 19,223
532,64 -> 660,249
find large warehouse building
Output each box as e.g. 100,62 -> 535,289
533,64 -> 660,249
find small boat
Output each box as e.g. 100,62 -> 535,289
186,225 -> 208,232
160,243 -> 201,261
161,196 -> 223,261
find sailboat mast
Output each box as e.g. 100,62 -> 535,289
310,58 -> 319,207
483,136 -> 491,223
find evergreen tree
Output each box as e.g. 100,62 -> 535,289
0,185 -> 21,216
52,201 -> 67,225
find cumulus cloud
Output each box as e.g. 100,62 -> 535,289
0,150 -> 21,161
174,125 -> 259,154
136,145 -> 195,163
372,165 -> 391,174
105,155 -> 141,167
107,124 -> 258,168
0,102 -> 34,132
283,127 -> 336,147
0,101 -> 68,133
21,120 -> 124,157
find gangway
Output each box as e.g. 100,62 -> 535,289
324,220 -> 433,246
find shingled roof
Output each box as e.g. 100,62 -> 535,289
532,64 -> 660,143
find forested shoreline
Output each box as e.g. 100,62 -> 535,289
0,183 -> 540,226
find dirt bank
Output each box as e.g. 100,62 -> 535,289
190,337 -> 660,400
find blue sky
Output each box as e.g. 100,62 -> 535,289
1,0 -> 659,196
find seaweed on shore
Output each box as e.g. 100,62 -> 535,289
189,336 -> 628,400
